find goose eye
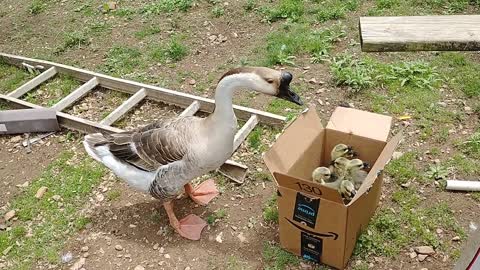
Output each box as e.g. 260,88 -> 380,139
266,79 -> 274,84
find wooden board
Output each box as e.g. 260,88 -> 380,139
52,77 -> 99,111
0,108 -> 59,134
100,88 -> 146,126
7,66 -> 57,98
359,15 -> 480,52
0,53 -> 286,125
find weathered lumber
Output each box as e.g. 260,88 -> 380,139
100,88 -> 146,126
0,108 -> 59,134
179,101 -> 200,117
7,66 -> 57,98
359,15 -> 480,52
0,53 -> 286,125
52,77 -> 99,111
233,114 -> 258,151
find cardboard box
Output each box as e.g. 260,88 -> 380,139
263,105 -> 403,269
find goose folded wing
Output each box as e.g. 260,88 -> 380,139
105,128 -> 188,172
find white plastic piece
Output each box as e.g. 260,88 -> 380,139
445,180 -> 480,192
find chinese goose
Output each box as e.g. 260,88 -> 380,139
345,158 -> 370,189
82,67 -> 303,240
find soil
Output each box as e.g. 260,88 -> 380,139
0,1 -> 479,270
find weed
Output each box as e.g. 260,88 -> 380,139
141,0 -> 193,15
244,0 -> 257,11
445,154 -> 480,176
113,7 -> 136,19
29,0 -> 48,15
330,54 -> 376,91
0,151 -> 105,268
88,21 -> 111,33
248,128 -> 262,150
460,131 -> 480,159
262,195 -> 278,223
434,52 -> 480,98
382,61 -> 442,90
102,46 -> 142,76
135,25 -> 161,39
106,190 -> 121,201
261,0 -> 304,23
263,242 -> 300,269
56,31 -> 90,53
150,36 -> 188,63
0,63 -> 36,94
424,163 -> 449,181
206,208 -> 227,225
385,151 -> 420,185
313,0 -> 359,22
211,6 -> 225,17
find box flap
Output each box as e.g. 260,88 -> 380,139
264,106 -> 324,178
326,107 -> 392,142
351,130 -> 404,203
274,172 -> 344,204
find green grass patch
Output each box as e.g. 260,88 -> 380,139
248,127 -> 263,150
313,0 -> 359,22
55,30 -> 90,53
23,75 -> 80,106
29,0 -> 49,15
445,154 -> 480,176
206,208 -> 227,225
211,5 -> 225,17
260,0 -> 305,23
385,151 -> 421,185
106,190 -> 121,201
434,52 -> 480,98
0,63 -> 36,94
263,242 -> 300,269
101,46 -> 143,76
367,0 -> 476,15
460,131 -> 480,159
113,7 -> 136,19
135,25 -> 161,39
355,193 -> 464,257
149,36 -> 189,63
140,0 -> 194,15
262,194 -> 278,223
0,151 -> 106,269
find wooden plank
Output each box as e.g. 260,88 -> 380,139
233,114 -> 258,151
179,101 -> 200,117
100,88 -> 146,126
0,94 -> 123,134
359,15 -> 480,52
7,66 -> 57,98
52,77 -> 98,111
0,53 -> 286,125
0,108 -> 59,134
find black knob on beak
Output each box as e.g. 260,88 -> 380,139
281,72 -> 293,84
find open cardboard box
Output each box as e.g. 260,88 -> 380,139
263,105 -> 403,269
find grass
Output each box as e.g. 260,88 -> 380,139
211,5 -> 225,17
460,131 -> 480,159
206,208 -> 227,225
23,75 -> 80,106
313,0 -> 359,22
101,46 -> 143,76
150,36 -> 189,63
55,30 -> 90,54
367,0 -> 477,15
263,242 -> 300,270
0,62 -> 36,94
260,0 -> 305,23
434,52 -> 480,98
29,0 -> 49,15
140,0 -> 194,15
355,188 -> 464,257
384,151 -> 421,185
262,194 -> 278,223
446,154 -> 480,176
0,150 -> 105,269
248,127 -> 263,150
135,25 -> 161,39
106,190 -> 121,201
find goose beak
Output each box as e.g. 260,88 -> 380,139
363,162 -> 370,169
276,72 -> 303,106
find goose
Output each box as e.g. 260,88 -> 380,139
311,166 -> 355,200
330,143 -> 356,162
82,67 -> 303,240
345,158 -> 370,189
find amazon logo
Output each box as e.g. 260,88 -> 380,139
285,218 -> 338,240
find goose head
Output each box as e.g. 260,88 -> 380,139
347,158 -> 370,171
331,143 -> 355,161
218,67 -> 303,105
312,166 -> 331,184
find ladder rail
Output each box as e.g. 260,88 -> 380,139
7,66 -> 57,98
100,88 -> 147,126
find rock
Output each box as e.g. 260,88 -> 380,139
420,268 -> 428,270
134,266 -> 145,270
70,258 -> 86,270
81,246 -> 89,252
35,186 -> 48,199
401,182 -> 411,188
153,243 -> 159,250
159,247 -> 165,253
0,224 -> 7,230
16,181 -> 29,188
409,251 -> 417,259
10,136 -> 22,143
237,232 -> 246,243
185,267 -> 191,270
215,232 -> 223,243
414,246 -> 435,255
436,228 -> 443,234
4,210 -> 15,221
392,151 -> 403,160
164,254 -> 170,259
62,252 -> 73,263
300,261 -> 313,269
52,195 -> 61,201
188,79 -> 196,85
114,244 -> 123,251
317,99 -> 323,105
464,106 -> 472,112
308,78 -> 317,84
418,254 -> 428,262
437,102 -> 447,107
452,236 -> 461,241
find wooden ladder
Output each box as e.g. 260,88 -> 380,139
0,53 -> 286,183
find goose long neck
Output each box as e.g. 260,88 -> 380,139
210,73 -> 261,122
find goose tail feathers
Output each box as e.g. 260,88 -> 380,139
83,133 -> 111,162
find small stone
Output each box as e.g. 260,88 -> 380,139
83,252 -> 89,258
0,224 -> 7,230
153,243 -> 159,250
401,182 -> 411,188
185,267 -> 191,270
52,195 -> 61,201
81,246 -> 89,252
9,136 -> 22,143
96,194 -> 104,202
35,186 -> 48,199
114,244 -> 123,251
188,79 -> 196,85
4,210 -> 15,221
16,181 -> 29,188
317,99 -> 323,105
237,232 -> 246,243
308,78 -> 317,84
300,261 -> 313,269
409,252 -> 417,259
70,258 -> 86,270
134,266 -> 145,270
61,252 -> 73,263
414,246 -> 435,255
421,268 -> 428,270
164,254 -> 171,259
464,106 -> 472,112
159,247 -> 165,253
215,232 -> 223,243
452,236 -> 461,241
436,228 -> 443,234
418,254 -> 428,262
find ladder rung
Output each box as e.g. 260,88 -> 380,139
100,88 -> 147,126
52,77 -> 98,111
7,66 -> 57,98
179,100 -> 200,117
233,114 -> 259,151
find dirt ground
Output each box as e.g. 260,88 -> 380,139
1,1 -> 480,270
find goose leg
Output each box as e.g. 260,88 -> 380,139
163,201 -> 207,241
184,179 -> 219,205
